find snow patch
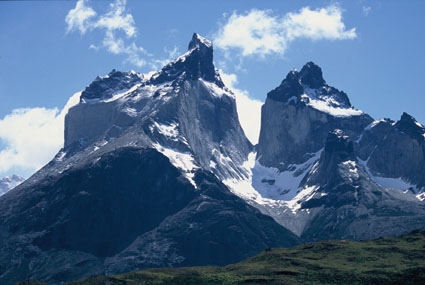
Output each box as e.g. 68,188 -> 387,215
55,150 -> 67,162
302,87 -> 363,117
152,143 -> 199,188
200,79 -> 233,98
209,160 -> 217,169
417,192 -> 425,201
81,84 -> 142,104
358,158 -> 419,195
284,185 -> 320,213
340,160 -> 359,181
124,107 -> 138,117
151,122 -> 179,140
365,119 -> 387,131
415,121 -> 424,128
224,152 -> 278,206
104,84 -> 141,103
129,82 -> 174,103
224,150 -> 322,207
372,176 -> 415,191
193,33 -> 213,48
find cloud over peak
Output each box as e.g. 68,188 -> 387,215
214,5 -> 356,57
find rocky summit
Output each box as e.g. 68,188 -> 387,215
1,35 -> 425,284
0,34 -> 295,285
230,61 -> 425,240
257,62 -> 372,170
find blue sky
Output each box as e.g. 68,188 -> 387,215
0,0 -> 424,178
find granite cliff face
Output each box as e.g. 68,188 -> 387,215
357,113 -> 425,189
1,35 -> 425,284
0,34 -> 297,285
299,130 -> 425,241
257,62 -> 373,170
230,62 -> 425,241
65,33 -> 251,181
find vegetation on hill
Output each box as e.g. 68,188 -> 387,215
67,230 -> 425,285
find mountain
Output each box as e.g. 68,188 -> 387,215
0,34 -> 299,285
2,34 -> 425,284
229,61 -> 425,240
357,112 -> 425,189
299,130 -> 425,241
257,61 -> 373,170
64,33 -> 251,182
0,175 -> 25,196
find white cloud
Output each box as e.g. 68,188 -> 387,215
0,93 -> 80,178
362,6 -> 372,16
214,5 -> 356,57
220,71 -> 262,144
94,0 -> 136,37
215,10 -> 286,57
65,0 -> 147,67
65,0 -> 96,34
284,6 -> 356,41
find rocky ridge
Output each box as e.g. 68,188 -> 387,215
229,62 -> 425,239
0,34 -> 425,284
0,34 -> 295,285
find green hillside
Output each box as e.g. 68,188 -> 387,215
26,230 -> 425,285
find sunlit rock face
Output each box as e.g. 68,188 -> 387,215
235,62 -> 425,242
0,34 -> 301,285
64,33 -> 251,181
1,35 -> 425,285
257,61 -> 372,171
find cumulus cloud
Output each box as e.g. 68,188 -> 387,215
0,93 -> 80,177
284,6 -> 356,41
65,0 -> 147,67
215,10 -> 285,57
65,0 -> 96,34
220,71 -> 262,144
94,0 -> 136,37
214,5 -> 356,57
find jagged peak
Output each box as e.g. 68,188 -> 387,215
150,33 -> 222,87
395,112 -> 425,141
299,129 -> 359,208
299,61 -> 326,88
399,112 -> 420,126
267,62 -> 361,117
188,33 -> 213,50
81,69 -> 143,102
79,34 -> 224,103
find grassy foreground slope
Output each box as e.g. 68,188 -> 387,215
70,231 -> 425,284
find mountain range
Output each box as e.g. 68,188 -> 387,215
1,33 -> 424,284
